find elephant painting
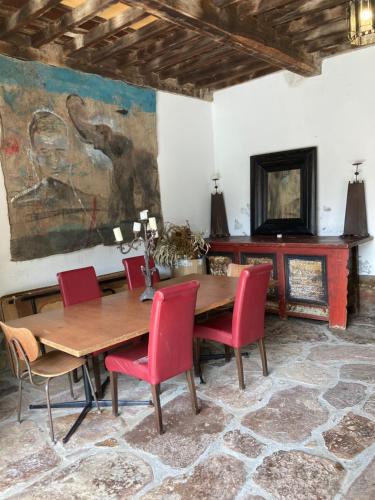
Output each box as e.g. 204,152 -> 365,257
66,94 -> 161,224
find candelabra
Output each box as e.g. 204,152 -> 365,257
113,210 -> 158,301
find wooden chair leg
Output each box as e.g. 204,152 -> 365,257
186,369 -> 200,415
193,338 -> 204,384
234,348 -> 245,390
109,371 -> 118,416
193,338 -> 200,376
258,338 -> 268,376
224,345 -> 232,362
150,384 -> 163,434
92,355 -> 102,399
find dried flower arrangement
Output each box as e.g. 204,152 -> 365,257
153,221 -> 210,267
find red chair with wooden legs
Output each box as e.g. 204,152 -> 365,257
194,263 -> 272,389
105,280 -> 200,434
57,266 -> 105,397
123,256 -> 160,291
0,321 -> 100,443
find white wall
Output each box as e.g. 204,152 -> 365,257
157,92 -> 213,233
212,46 -> 375,275
0,91 -> 213,296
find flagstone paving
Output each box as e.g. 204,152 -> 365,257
0,314 -> 374,499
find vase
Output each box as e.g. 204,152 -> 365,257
172,257 -> 207,277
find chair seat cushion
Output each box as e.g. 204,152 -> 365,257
194,312 -> 234,347
105,340 -> 150,382
93,335 -> 147,357
93,341 -> 127,357
31,350 -> 86,377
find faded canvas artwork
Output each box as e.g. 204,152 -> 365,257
267,168 -> 301,219
0,55 -> 161,261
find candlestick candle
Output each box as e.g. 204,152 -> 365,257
133,222 -> 141,232
140,209 -> 148,220
149,217 -> 157,230
113,227 -> 123,242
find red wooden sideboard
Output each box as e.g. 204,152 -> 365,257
208,235 -> 372,330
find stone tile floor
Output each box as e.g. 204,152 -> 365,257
0,314 -> 374,499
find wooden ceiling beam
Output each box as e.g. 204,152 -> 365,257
123,0 -> 321,77
65,7 -> 146,56
265,0 -> 346,26
303,31 -> 347,53
32,0 -> 116,47
277,4 -> 346,36
209,66 -> 277,90
0,0 -> 62,39
90,20 -> 172,63
160,46 -> 236,79
138,38 -> 215,73
290,18 -> 346,42
179,56 -> 266,85
118,30 -> 199,68
195,60 -> 271,88
235,0 -> 297,17
211,0 -> 242,7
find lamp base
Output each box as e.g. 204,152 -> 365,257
139,286 -> 156,302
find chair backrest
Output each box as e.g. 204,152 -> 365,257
57,266 -> 101,307
147,280 -> 200,385
123,256 -> 160,291
231,264 -> 272,348
0,322 -> 39,377
227,263 -> 252,278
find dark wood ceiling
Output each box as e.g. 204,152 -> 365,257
0,0 -> 364,99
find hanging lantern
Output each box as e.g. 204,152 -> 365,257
348,0 -> 375,46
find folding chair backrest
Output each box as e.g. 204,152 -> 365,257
0,321 -> 39,364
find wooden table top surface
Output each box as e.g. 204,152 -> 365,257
7,274 -> 238,357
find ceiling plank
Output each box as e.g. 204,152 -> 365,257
179,56 -> 267,85
210,66 -> 276,90
195,61 -> 271,88
211,0 -> 242,7
65,6 -> 145,56
118,29 -> 199,68
32,0 -> 116,47
139,38 -> 215,73
160,45 -> 236,79
90,20 -> 172,63
0,0 -> 62,39
266,0 -> 346,26
277,4 -> 346,36
290,18 -> 346,42
123,0 -> 321,77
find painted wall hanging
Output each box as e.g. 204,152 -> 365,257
0,55 -> 161,261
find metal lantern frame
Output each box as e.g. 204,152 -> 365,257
348,0 -> 375,46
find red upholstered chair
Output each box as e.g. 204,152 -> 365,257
194,263 -> 272,389
105,280 -> 200,434
123,256 -> 160,291
58,266 -> 101,306
57,266 -> 104,397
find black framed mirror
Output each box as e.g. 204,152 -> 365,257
250,147 -> 317,235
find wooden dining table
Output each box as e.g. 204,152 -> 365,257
7,273 -> 238,442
